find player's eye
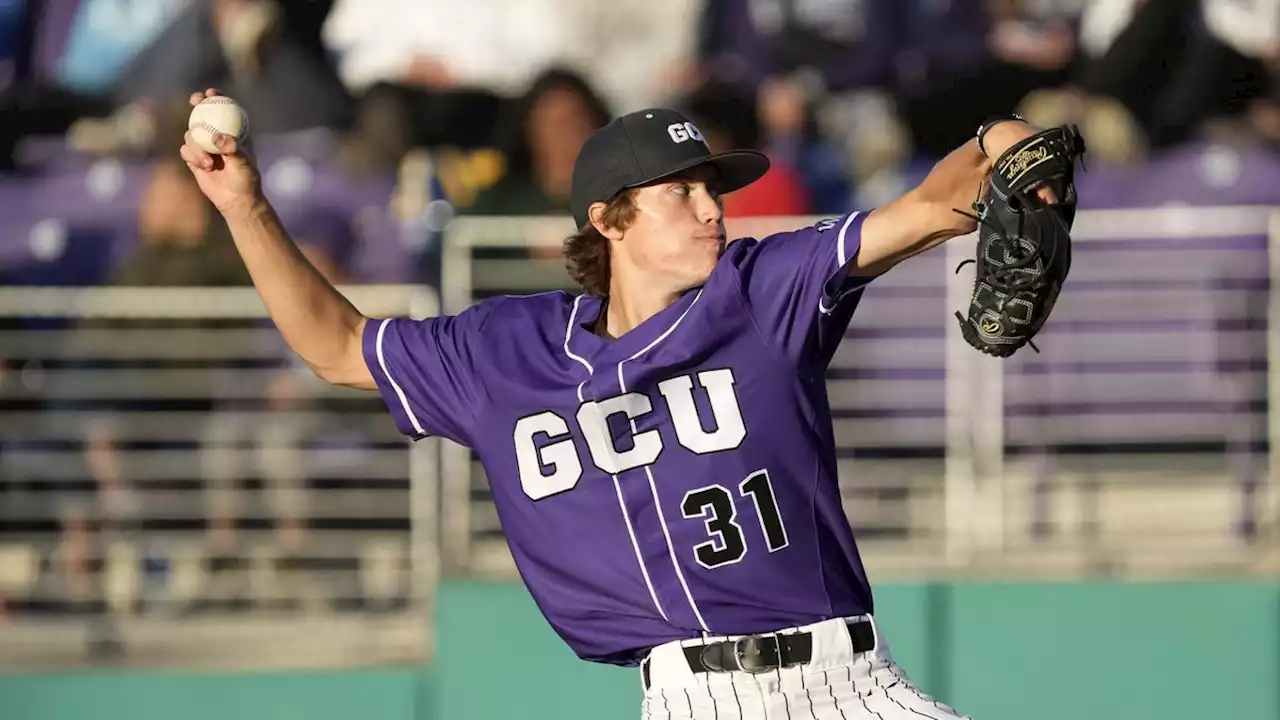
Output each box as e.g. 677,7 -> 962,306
670,183 -> 692,196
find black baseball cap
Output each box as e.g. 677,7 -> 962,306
570,108 -> 771,229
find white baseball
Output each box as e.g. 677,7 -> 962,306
188,96 -> 247,154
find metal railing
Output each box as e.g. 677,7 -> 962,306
0,285 -> 440,671
5,207 -> 1274,674
441,208 -> 1280,580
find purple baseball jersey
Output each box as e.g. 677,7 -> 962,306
364,211 -> 876,665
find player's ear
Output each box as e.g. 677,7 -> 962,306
589,202 -> 625,242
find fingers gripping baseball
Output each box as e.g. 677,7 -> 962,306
181,89 -> 261,214
182,130 -> 246,166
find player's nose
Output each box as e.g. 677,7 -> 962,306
694,188 -> 723,225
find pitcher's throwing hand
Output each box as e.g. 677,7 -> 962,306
179,89 -> 261,216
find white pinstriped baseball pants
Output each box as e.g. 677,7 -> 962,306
640,616 -> 970,720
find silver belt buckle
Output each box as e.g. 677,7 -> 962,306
733,634 -> 779,674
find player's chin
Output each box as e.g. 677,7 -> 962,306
681,256 -> 718,288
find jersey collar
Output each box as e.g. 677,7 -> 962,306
563,289 -> 704,372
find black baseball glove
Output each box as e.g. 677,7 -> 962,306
954,123 -> 1087,357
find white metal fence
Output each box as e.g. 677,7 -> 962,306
441,208 -> 1280,580
3,208 -> 1277,670
0,285 -> 440,671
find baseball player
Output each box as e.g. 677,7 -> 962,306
180,87 -> 1067,718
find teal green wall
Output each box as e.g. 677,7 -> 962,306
945,582 -> 1279,720
0,667 -> 429,720
3,582 -> 1277,720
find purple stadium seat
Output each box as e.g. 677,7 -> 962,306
0,139 -> 414,285
260,155 -> 406,283
1077,141 -> 1280,208
0,156 -> 147,283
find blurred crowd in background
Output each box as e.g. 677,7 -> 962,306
0,0 -> 1279,641
0,0 -> 1276,284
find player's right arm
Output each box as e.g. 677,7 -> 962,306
180,89 -> 489,446
180,89 -> 372,390
227,202 -> 375,388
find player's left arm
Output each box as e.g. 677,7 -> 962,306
729,118 -> 1061,364
852,119 -> 1050,278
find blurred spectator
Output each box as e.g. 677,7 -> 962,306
894,0 -> 1081,161
322,0 -> 564,97
118,164 -> 249,288
1197,0 -> 1278,147
1023,0 -> 1275,163
1077,0 -> 1243,155
684,0 -> 903,205
56,0 -> 185,98
49,504 -> 103,615
0,0 -> 120,170
322,0 -> 565,150
748,69 -> 853,214
681,78 -> 812,217
553,0 -> 702,114
1247,60 -> 1280,149
987,0 -> 1082,74
459,68 -> 610,218
70,0 -> 352,156
692,0 -> 900,94
451,67 -> 610,268
333,80 -> 415,176
272,0 -> 337,64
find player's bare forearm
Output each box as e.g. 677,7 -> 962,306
180,89 -> 374,389
854,120 -> 1040,277
222,199 -> 375,389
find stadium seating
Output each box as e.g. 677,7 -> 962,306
0,132 -> 425,287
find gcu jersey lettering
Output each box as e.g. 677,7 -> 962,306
365,211 -> 875,665
514,370 -> 784,573
516,369 -> 745,499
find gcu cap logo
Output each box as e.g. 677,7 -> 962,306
668,122 -> 705,145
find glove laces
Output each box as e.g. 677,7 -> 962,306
951,201 -> 1053,354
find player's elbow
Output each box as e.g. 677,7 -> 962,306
308,360 -> 370,390
304,318 -> 377,391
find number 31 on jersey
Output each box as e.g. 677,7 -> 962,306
512,368 -> 789,569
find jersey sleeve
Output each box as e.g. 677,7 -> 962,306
361,300 -> 496,446
730,210 -> 874,364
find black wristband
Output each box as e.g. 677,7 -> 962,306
976,113 -> 1024,157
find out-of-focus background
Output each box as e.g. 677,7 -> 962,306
0,0 -> 1277,718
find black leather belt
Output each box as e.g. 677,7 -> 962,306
642,619 -> 874,689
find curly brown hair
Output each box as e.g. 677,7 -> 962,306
563,190 -> 637,296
